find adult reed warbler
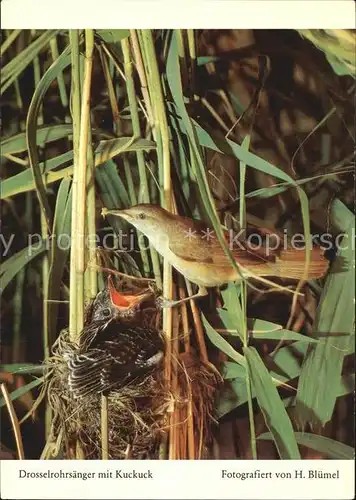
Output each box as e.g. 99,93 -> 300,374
102,204 -> 329,306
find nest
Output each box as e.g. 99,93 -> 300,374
43,333 -> 220,460
41,272 -> 221,460
44,330 -> 170,459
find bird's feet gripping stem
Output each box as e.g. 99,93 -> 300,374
155,286 -> 208,308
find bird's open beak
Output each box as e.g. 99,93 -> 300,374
107,276 -> 153,311
101,208 -> 131,221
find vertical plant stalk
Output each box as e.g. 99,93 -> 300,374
172,30 -> 220,459
176,30 -> 188,89
85,122 -> 97,300
179,31 -> 213,458
140,29 -> 175,459
121,36 -> 162,285
101,395 -> 109,459
131,30 -> 162,207
186,282 -> 209,363
31,30 -> 43,126
75,29 -> 94,335
239,137 -> 257,460
98,46 -> 121,275
99,46 -> 121,135
31,34 -> 51,436
49,36 -> 69,121
187,391 -> 195,459
69,29 -> 96,459
40,210 -> 50,363
183,30 -> 211,365
140,28 -> 173,353
168,292 -> 180,460
129,30 -> 154,128
187,30 -> 196,98
73,30 -> 94,336
67,30 -> 87,460
99,45 -> 140,271
141,31 -> 171,211
32,37 -> 46,352
41,204 -> 52,439
123,156 -> 138,206
69,30 -> 81,340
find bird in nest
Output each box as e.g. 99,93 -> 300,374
65,277 -> 164,399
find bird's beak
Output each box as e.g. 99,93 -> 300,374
101,208 -> 131,221
108,276 -> 153,311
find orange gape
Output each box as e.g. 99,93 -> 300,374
107,276 -> 152,308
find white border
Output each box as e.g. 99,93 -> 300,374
1,0 -> 355,29
1,459 -> 355,499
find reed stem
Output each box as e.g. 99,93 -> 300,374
121,35 -> 162,285
68,30 -> 81,340
73,29 -> 94,335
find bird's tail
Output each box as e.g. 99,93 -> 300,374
267,246 -> 329,280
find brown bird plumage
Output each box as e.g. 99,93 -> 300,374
103,204 -> 329,305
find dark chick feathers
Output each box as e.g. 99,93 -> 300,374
67,322 -> 164,399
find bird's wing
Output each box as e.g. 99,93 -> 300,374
67,349 -> 111,397
168,217 -> 215,263
79,319 -> 111,349
67,344 -> 138,398
107,327 -> 163,368
168,217 -> 277,266
68,326 -> 163,398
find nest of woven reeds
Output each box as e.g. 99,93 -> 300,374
41,269 -> 221,460
44,329 -> 169,459
43,335 -> 220,460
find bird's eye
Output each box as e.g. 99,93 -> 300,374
138,212 -> 145,220
101,308 -> 111,318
